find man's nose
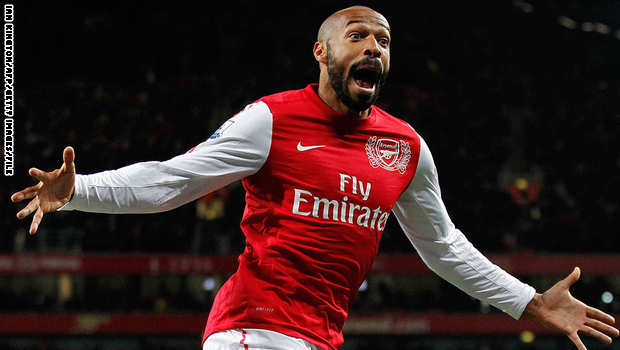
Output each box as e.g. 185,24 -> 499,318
363,37 -> 381,58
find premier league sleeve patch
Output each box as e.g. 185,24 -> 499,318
208,119 -> 235,140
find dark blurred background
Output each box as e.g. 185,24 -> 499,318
1,0 -> 619,349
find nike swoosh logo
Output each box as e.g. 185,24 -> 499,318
297,141 -> 326,152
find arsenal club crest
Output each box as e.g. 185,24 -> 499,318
365,136 -> 411,174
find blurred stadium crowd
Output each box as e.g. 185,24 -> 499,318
3,0 -> 617,254
0,0 -> 619,348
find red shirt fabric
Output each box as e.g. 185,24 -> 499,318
203,84 -> 421,349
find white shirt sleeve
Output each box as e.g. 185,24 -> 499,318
392,136 -> 536,319
58,101 -> 273,214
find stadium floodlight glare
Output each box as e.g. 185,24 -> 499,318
513,0 -> 534,13
602,291 -> 614,304
202,277 -> 216,291
558,16 -> 577,29
581,22 -> 594,32
520,330 -> 535,343
594,23 -> 610,35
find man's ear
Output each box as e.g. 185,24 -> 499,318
313,41 -> 328,64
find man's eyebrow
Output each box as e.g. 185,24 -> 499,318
345,20 -> 391,33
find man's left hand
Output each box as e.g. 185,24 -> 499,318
524,267 -> 619,349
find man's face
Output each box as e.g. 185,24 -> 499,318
326,12 -> 391,112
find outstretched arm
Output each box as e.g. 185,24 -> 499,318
393,135 -> 617,348
11,101 -> 273,234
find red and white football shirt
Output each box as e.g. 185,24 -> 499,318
60,84 -> 535,350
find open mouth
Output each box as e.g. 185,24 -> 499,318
351,65 -> 381,91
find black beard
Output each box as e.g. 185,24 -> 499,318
326,44 -> 387,113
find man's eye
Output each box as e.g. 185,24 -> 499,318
379,38 -> 389,46
349,33 -> 361,40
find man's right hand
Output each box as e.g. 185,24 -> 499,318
10,146 -> 76,235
